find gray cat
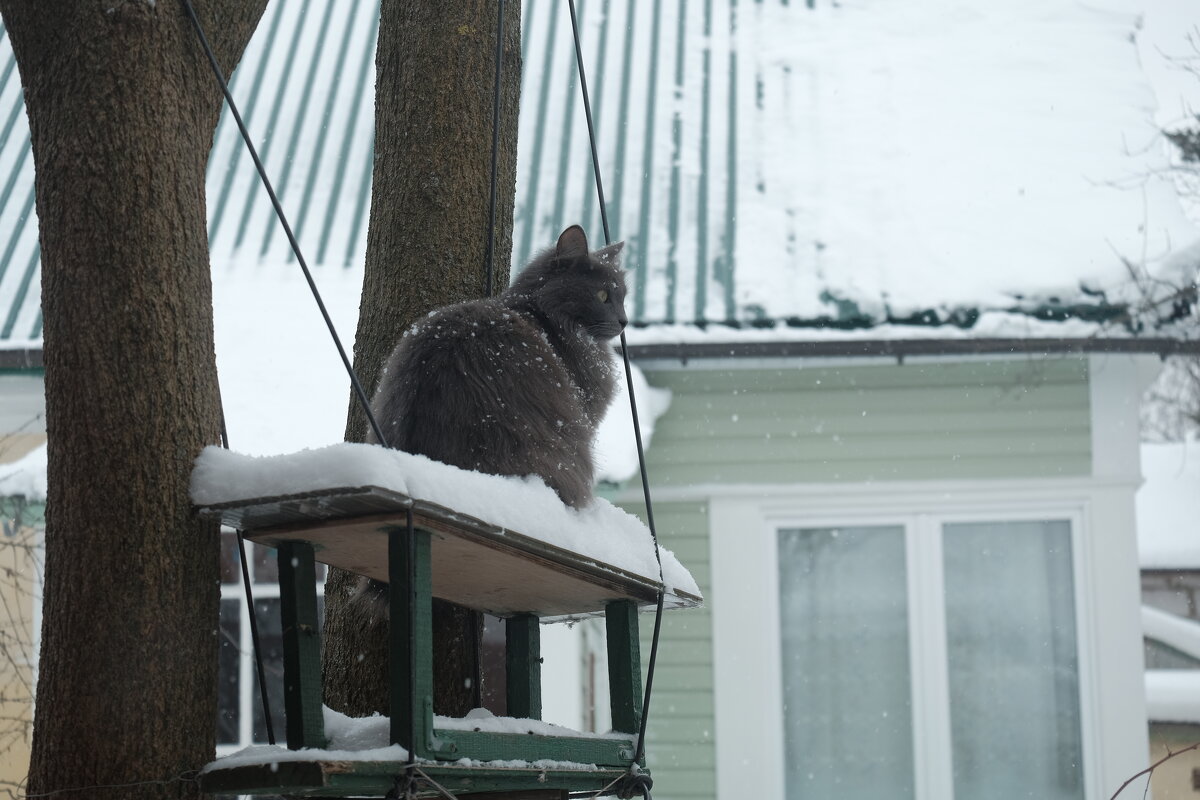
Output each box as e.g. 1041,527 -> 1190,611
368,225 -> 627,508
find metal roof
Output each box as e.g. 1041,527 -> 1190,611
0,0 -> 745,345
0,0 -> 382,346
0,0 -> 1190,347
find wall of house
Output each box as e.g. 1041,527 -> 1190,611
1149,723 -> 1200,798
0,369 -> 44,786
0,499 -> 41,788
617,355 -> 1096,800
641,357 -> 1092,488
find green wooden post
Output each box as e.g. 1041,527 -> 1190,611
605,600 -> 643,735
278,540 -> 327,749
505,613 -> 542,720
389,514 -> 434,756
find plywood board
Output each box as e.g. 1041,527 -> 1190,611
200,487 -> 701,618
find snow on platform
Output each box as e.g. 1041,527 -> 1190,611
190,443 -> 701,603
204,706 -> 632,774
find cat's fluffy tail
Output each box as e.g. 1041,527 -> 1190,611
348,576 -> 390,622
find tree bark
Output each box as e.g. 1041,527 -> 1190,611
323,0 -> 522,718
0,3 -> 266,798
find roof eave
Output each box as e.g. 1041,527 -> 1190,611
0,347 -> 42,370
625,337 -> 1200,363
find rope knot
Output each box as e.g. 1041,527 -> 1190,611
614,768 -> 653,800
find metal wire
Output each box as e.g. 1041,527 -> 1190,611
567,0 -> 666,772
179,0 -> 390,448
219,405 -> 275,746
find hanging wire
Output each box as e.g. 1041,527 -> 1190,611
219,402 -> 276,745
567,0 -> 666,770
179,0 -> 390,448
483,0 -> 507,298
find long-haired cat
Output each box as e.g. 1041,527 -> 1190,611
368,224 -> 627,507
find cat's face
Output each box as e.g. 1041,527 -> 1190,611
514,226 -> 629,341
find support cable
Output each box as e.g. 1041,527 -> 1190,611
567,0 -> 666,772
484,0 -> 507,298
179,0 -> 389,448
219,409 -> 275,746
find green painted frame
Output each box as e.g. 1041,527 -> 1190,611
198,487 -> 676,797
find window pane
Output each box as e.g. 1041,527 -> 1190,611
778,526 -> 914,800
217,598 -> 240,745
251,597 -> 285,743
943,520 -> 1083,800
251,595 -> 325,743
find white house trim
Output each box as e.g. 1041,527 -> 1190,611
710,478 -> 1147,800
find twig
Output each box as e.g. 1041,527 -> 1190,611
1109,740 -> 1200,799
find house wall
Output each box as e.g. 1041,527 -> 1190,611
0,370 -> 44,786
639,357 -> 1092,488
0,500 -> 41,787
1149,723 -> 1200,799
616,354 -> 1150,800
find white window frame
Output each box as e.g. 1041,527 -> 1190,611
710,477 -> 1147,800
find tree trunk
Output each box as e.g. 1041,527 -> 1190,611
323,0 -> 522,719
0,3 -> 266,798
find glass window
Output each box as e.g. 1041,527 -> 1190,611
777,517 -> 1084,800
777,526 -> 914,799
942,520 -> 1084,800
216,540 -> 325,752
217,598 -> 241,745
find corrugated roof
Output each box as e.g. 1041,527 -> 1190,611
0,0 -> 788,336
1,0 -> 1196,345
515,0 -> 739,325
0,0 -> 381,346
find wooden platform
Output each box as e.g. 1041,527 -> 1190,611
197,483 -> 690,796
199,485 -> 701,618
201,758 -> 629,798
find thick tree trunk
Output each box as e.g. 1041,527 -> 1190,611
0,3 -> 266,798
323,0 -> 522,718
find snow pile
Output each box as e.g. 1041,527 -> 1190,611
190,443 -> 700,599
204,705 -> 630,774
1137,441 -> 1200,569
0,443 -> 46,500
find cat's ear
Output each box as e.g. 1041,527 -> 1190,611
594,240 -> 625,265
556,225 -> 589,261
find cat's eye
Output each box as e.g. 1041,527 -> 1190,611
596,289 -> 609,303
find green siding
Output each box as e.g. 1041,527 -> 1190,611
615,357 -> 1092,800
642,358 -> 1091,487
616,501 -> 716,800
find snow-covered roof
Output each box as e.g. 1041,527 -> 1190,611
522,0 -> 1200,331
1138,441 -> 1200,569
1,0 -> 1199,348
